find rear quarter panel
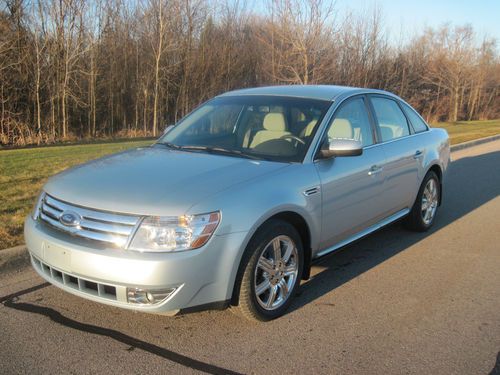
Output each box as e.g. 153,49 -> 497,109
417,128 -> 450,200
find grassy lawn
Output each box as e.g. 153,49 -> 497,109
1,119 -> 499,251
431,119 -> 500,145
0,139 -> 153,250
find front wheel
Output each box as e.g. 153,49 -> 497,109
405,171 -> 440,232
233,220 -> 303,321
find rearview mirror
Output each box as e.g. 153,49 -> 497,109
319,138 -> 363,159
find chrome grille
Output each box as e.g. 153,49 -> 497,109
39,194 -> 140,247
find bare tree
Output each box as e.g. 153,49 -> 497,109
258,0 -> 336,84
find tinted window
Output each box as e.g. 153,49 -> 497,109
325,97 -> 374,147
401,102 -> 428,133
371,97 -> 410,142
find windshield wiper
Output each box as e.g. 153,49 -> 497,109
177,145 -> 263,160
157,143 -> 267,161
157,141 -> 182,150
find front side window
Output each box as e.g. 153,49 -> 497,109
159,96 -> 331,162
324,97 -> 374,147
370,97 -> 410,142
401,102 -> 429,133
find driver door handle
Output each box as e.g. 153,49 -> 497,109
368,165 -> 383,176
414,150 -> 423,159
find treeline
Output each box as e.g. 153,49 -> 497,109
0,0 -> 498,145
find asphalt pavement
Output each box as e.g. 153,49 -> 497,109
1,140 -> 499,375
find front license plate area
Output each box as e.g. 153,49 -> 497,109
43,242 -> 71,271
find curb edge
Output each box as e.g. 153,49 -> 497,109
450,134 -> 500,152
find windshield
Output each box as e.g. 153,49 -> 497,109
158,95 -> 332,162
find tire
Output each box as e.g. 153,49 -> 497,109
233,219 -> 304,322
405,171 -> 440,232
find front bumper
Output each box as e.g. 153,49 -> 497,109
24,216 -> 247,314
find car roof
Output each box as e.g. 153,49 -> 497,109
218,85 -> 395,102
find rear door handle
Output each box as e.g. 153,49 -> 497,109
368,165 -> 383,176
414,150 -> 423,159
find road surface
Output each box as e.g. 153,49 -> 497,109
1,140 -> 499,375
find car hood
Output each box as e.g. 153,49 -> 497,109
44,146 -> 289,216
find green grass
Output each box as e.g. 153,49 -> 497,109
431,119 -> 500,145
1,119 -> 499,251
0,139 -> 153,250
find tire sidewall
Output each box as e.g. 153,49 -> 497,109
239,220 -> 304,320
414,171 -> 440,230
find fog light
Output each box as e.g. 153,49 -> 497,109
127,287 -> 176,305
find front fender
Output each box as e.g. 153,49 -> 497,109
188,162 -> 322,298
189,162 -> 321,244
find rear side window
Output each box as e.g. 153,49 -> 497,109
370,97 -> 410,142
401,102 -> 429,133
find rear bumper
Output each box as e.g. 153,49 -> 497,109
24,216 -> 247,314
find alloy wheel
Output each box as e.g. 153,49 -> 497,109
253,235 -> 299,311
421,178 -> 439,225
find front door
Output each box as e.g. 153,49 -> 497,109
315,96 -> 387,251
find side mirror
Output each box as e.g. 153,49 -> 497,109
319,138 -> 363,159
163,124 -> 175,135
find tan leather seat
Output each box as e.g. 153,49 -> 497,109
328,118 -> 353,139
380,126 -> 394,141
250,113 -> 291,148
300,119 -> 318,137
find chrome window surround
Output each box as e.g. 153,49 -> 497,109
38,193 -> 140,248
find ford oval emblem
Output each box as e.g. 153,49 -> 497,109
59,211 -> 82,227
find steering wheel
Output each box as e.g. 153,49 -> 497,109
280,134 -> 306,145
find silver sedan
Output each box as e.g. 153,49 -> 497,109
25,85 -> 450,321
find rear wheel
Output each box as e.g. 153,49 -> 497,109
233,220 -> 303,321
405,171 -> 440,232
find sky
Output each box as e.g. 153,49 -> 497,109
335,0 -> 500,43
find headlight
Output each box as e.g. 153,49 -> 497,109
31,191 -> 46,220
128,211 -> 220,252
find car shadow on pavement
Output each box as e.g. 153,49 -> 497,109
490,352 -> 500,375
1,282 -> 243,375
288,150 -> 500,314
489,352 -> 500,375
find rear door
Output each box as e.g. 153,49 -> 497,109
315,96 -> 387,251
367,95 -> 424,213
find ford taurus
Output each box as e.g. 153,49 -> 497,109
25,85 -> 450,321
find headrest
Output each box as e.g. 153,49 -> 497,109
328,118 -> 353,139
303,119 -> 318,137
380,126 -> 394,141
263,113 -> 286,131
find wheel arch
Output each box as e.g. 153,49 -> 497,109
230,210 -> 313,306
271,211 -> 312,280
